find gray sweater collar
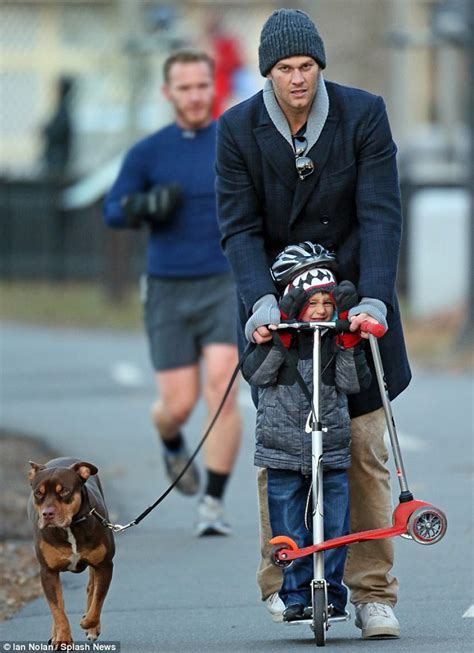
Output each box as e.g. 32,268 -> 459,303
263,75 -> 329,151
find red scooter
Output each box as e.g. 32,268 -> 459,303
269,321 -> 447,646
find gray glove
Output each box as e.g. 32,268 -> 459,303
348,297 -> 388,331
244,294 -> 280,343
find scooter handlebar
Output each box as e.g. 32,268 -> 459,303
272,319 -> 386,337
272,319 -> 349,332
360,320 -> 386,338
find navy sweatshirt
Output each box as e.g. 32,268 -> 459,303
103,121 -> 230,278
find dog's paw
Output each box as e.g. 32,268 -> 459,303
86,628 -> 100,642
49,634 -> 74,650
80,615 -> 100,640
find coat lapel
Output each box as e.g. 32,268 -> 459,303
253,112 -> 297,192
289,112 -> 339,226
252,93 -> 340,213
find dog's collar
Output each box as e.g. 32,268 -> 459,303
70,486 -> 95,526
70,485 -> 114,530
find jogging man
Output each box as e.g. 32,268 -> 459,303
104,50 -> 241,536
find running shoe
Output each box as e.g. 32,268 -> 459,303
163,444 -> 200,496
194,495 -> 231,536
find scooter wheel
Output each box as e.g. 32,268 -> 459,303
270,544 -> 294,568
407,506 -> 447,545
269,537 -> 298,568
312,584 -> 327,647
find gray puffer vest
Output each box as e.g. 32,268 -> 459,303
243,334 -> 365,474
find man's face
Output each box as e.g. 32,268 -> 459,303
267,56 -> 320,116
163,61 -> 214,130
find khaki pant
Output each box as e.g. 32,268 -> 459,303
257,408 -> 398,606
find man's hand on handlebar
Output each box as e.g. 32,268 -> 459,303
253,315 -> 385,344
350,312 -> 378,339
244,294 -> 280,343
253,325 -> 275,344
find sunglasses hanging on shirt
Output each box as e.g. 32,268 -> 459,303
293,135 -> 315,180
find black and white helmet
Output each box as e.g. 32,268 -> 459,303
270,242 -> 338,287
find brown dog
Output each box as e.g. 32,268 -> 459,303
28,457 -> 115,648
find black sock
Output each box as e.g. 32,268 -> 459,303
162,431 -> 184,452
205,470 -> 229,500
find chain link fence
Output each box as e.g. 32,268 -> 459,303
0,0 -> 296,178
0,1 -> 293,289
3,0 -> 426,178
2,0 -> 468,307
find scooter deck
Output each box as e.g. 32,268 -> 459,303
285,611 -> 351,626
271,499 -> 432,562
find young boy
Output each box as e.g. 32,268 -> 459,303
242,247 -> 371,622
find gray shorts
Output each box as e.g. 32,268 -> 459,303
143,273 -> 237,371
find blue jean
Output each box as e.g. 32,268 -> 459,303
267,468 -> 349,612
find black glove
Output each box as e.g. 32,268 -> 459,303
279,287 -> 306,320
333,281 -> 360,349
278,287 -> 306,347
333,280 -> 359,313
121,184 -> 183,229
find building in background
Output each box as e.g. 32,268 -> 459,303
0,0 -> 467,177
0,0 -> 470,317
1,0 -> 264,178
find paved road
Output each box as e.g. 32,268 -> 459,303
1,322 -> 473,652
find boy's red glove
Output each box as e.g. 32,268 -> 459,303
333,281 -> 361,349
278,287 -> 306,348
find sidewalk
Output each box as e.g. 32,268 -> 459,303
0,323 -> 279,651
1,322 -> 472,652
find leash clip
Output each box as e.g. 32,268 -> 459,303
111,521 -> 136,533
88,507 -> 136,533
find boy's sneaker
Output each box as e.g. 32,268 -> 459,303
194,495 -> 231,536
163,444 -> 200,496
355,602 -> 400,639
264,592 -> 285,623
282,603 -> 305,622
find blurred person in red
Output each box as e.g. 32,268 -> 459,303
206,16 -> 243,117
104,50 -> 241,536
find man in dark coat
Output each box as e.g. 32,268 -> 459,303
216,8 -> 411,640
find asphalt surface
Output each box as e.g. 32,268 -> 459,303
0,322 -> 473,652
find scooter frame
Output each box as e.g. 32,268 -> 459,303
269,321 -> 447,646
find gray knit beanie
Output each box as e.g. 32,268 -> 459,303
259,8 -> 326,76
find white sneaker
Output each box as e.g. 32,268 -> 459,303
265,592 -> 285,623
355,602 -> 400,639
194,495 -> 231,536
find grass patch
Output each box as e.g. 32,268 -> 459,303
0,281 -> 142,330
402,306 -> 473,371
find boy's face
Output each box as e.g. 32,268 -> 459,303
299,291 -> 335,322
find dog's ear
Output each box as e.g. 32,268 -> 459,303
71,462 -> 98,482
28,461 -> 45,482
